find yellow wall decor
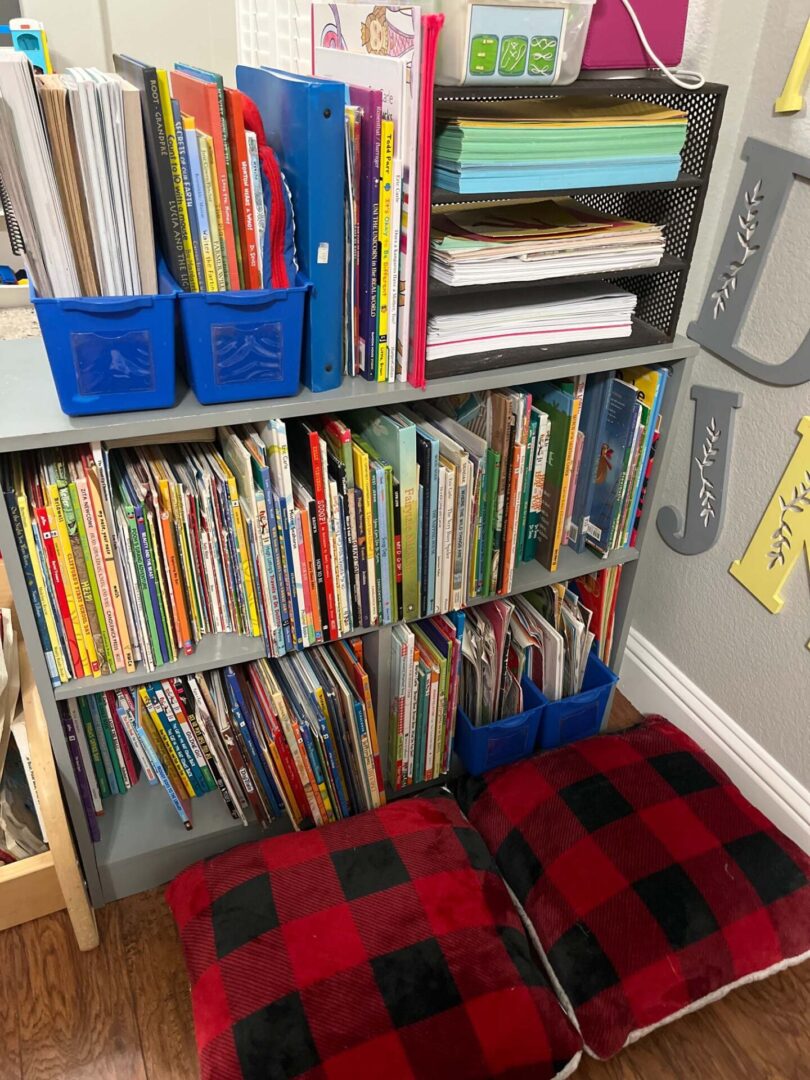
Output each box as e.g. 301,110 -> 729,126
730,417 -> 810,645
775,17 -> 810,114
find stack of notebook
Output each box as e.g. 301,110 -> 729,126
431,199 -> 666,287
434,97 -> 689,195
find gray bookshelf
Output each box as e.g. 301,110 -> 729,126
0,332 -> 697,904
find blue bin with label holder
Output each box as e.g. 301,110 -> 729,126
32,278 -> 177,417
536,651 -> 619,750
170,270 -> 311,405
455,677 -> 547,776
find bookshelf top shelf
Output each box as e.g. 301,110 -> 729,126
0,334 -> 697,453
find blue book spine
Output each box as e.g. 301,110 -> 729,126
5,492 -> 58,684
171,98 -> 204,289
133,504 -> 171,664
147,683 -> 205,796
185,126 -> 214,289
585,380 -> 641,556
626,368 -> 669,541
571,371 -> 614,554
255,467 -> 287,657
277,493 -> 304,648
223,668 -> 283,817
270,492 -> 295,653
309,689 -> 350,819
136,713 -> 191,828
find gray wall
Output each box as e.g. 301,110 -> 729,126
630,0 -> 810,786
20,0 -> 236,78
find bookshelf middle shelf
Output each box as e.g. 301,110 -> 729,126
51,545 -> 640,702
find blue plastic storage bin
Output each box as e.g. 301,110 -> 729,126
455,678 -> 547,776
172,273 -> 311,405
32,284 -> 176,417
537,652 -> 619,751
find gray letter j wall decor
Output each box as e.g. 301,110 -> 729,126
657,386 -> 743,555
689,138 -> 810,386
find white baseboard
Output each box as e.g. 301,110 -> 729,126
620,629 -> 810,854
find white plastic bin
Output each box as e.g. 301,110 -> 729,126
434,0 -> 596,86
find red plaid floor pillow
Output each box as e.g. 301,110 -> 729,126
456,717 -> 810,1060
166,794 -> 582,1079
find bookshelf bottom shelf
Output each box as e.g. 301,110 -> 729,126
95,779 -> 277,903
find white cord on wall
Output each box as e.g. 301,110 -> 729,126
619,0 -> 706,89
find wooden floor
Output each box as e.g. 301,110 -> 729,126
1,695 -> 808,1080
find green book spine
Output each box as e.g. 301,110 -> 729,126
123,506 -> 162,663
89,694 -> 125,794
69,483 -> 115,672
482,449 -> 500,599
534,398 -> 572,572
86,691 -> 120,794
143,508 -> 176,661
77,695 -> 110,799
368,463 -> 383,618
517,410 -> 539,565
383,463 -> 396,623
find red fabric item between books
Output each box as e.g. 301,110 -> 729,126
456,717 -> 810,1060
166,794 -> 582,1079
241,95 -> 290,290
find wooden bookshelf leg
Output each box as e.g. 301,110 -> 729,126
19,647 -> 99,951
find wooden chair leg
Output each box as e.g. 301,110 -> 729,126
19,645 -> 99,951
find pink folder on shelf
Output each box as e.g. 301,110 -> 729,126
581,0 -> 688,71
409,11 -> 443,389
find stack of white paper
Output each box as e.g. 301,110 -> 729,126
426,283 -> 637,362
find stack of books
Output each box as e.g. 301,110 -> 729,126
388,612 -> 464,791
434,97 -> 689,195
58,641 -> 385,836
430,199 -> 666,288
2,370 -> 665,688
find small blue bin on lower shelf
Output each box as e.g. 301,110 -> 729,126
455,678 -> 546,776
537,652 -> 619,751
32,285 -> 176,416
173,273 -> 311,405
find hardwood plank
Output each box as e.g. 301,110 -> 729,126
15,905 -> 147,1080
606,690 -> 642,733
0,925 -> 24,1080
577,962 -> 810,1079
119,887 -> 199,1080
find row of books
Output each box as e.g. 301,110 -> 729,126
114,56 -> 281,293
58,566 -> 623,834
0,47 -> 287,298
58,640 -> 384,838
388,612 -> 464,792
3,372 -> 664,687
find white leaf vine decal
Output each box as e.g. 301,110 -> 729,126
767,471 -> 810,569
695,417 -> 721,526
712,180 -> 764,319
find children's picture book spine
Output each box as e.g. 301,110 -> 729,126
146,683 -> 200,797
156,71 -> 199,291
17,483 -> 70,682
183,118 -> 219,291
59,703 -> 101,842
113,692 -> 157,784
103,691 -> 136,789
87,694 -> 121,794
167,679 -> 216,791
33,501 -> 82,676
135,696 -> 192,828
225,89 -> 260,289
75,476 -> 125,672
198,133 -> 229,290
376,119 -> 394,382
76,696 -> 110,799
172,100 -> 205,289
67,698 -> 102,812
5,492 -> 58,683
88,448 -> 137,667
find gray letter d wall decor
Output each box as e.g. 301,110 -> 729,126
689,138 -> 810,387
657,385 -> 743,555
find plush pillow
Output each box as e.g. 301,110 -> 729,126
456,717 -> 810,1060
166,794 -> 582,1080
